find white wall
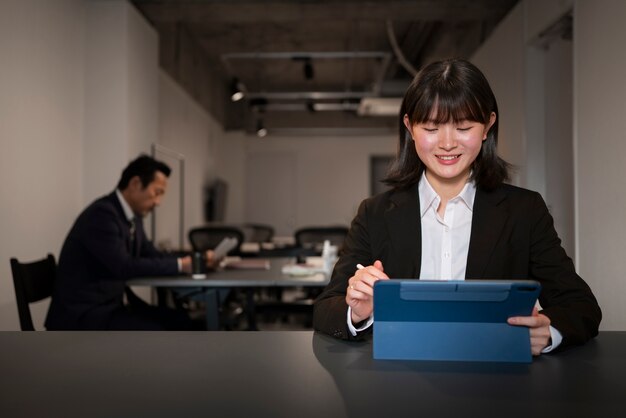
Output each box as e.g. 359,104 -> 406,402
0,0 -> 86,330
472,4 -> 526,187
543,39 -> 574,255
574,0 -> 626,330
0,0 -> 227,330
156,71 -> 232,250
472,0 -> 626,330
215,131 -> 248,224
243,134 -> 396,236
83,0 -> 159,204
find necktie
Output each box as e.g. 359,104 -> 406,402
129,218 -> 137,256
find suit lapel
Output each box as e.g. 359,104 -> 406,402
385,188 -> 422,277
108,192 -> 136,256
466,186 -> 508,279
133,217 -> 143,256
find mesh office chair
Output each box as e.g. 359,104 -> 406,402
188,226 -> 245,255
243,223 -> 274,243
269,225 -> 350,326
294,226 -> 349,254
186,226 -> 247,328
10,254 -> 56,331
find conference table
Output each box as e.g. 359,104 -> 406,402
1,331 -> 623,417
128,257 -> 328,329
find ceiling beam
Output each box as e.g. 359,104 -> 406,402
133,0 -> 517,23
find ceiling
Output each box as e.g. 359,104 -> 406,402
131,0 -> 519,136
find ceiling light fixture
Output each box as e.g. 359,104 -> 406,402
357,97 -> 402,116
230,78 -> 246,102
303,57 -> 314,80
256,119 -> 268,138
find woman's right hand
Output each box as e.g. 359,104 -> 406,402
346,260 -> 389,324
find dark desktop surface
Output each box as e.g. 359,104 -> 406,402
1,331 -> 623,418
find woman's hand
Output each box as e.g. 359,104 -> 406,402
508,307 -> 552,355
346,260 -> 389,324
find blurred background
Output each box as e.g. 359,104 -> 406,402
1,0 -> 625,331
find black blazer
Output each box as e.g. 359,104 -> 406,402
313,184 -> 601,349
46,192 -> 178,330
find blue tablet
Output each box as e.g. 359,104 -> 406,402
373,280 -> 541,363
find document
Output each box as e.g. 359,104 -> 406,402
213,237 -> 239,260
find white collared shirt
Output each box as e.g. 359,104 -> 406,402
116,189 -> 183,272
418,173 -> 474,281
115,189 -> 135,223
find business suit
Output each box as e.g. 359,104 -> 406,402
46,192 -> 182,330
313,183 -> 601,349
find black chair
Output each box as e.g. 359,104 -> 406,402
294,226 -> 349,254
188,226 -> 245,255
10,254 -> 56,331
243,223 -> 274,243
185,226 -> 247,328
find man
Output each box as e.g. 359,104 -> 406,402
46,155 -> 213,330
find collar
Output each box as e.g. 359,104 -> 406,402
417,172 -> 476,217
115,189 -> 135,222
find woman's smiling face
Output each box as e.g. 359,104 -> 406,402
404,111 -> 496,190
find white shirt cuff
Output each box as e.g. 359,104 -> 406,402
177,257 -> 183,273
346,306 -> 374,336
541,326 -> 563,353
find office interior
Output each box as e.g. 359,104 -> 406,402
1,0 -> 624,332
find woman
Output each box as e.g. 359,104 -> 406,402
313,58 -> 601,355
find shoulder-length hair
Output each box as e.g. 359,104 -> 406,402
383,58 -> 510,191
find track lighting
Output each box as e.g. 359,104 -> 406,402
303,58 -> 314,80
256,119 -> 268,138
230,78 -> 245,102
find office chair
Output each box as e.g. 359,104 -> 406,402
10,254 -> 56,331
188,226 -> 245,255
294,225 -> 349,254
186,226 -> 247,327
243,223 -> 274,243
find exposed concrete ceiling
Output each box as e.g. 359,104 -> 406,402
131,0 -> 519,136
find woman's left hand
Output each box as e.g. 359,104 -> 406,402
507,307 -> 552,355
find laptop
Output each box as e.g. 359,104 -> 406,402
373,280 -> 541,363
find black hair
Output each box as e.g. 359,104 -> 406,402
117,155 -> 171,190
383,58 -> 510,191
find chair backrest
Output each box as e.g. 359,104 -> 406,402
188,226 -> 245,254
294,226 -> 349,252
10,254 -> 56,331
243,223 -> 275,243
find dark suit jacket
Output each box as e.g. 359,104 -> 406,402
313,184 -> 601,349
45,192 -> 178,330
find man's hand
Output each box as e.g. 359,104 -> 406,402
346,260 -> 389,324
180,255 -> 192,274
508,307 -> 552,355
204,250 -> 220,269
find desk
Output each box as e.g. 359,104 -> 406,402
0,332 -> 623,417
128,258 -> 328,329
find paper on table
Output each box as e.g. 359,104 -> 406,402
281,264 -> 326,276
213,237 -> 239,260
222,257 -> 271,270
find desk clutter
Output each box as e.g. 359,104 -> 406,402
169,217 -> 348,332
221,257 -> 271,270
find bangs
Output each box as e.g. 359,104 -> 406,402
408,83 -> 491,125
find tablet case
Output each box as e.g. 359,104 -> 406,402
373,280 -> 541,363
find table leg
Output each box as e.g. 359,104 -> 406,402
245,289 -> 258,331
204,289 -> 220,330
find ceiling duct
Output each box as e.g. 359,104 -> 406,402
358,97 -> 403,117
